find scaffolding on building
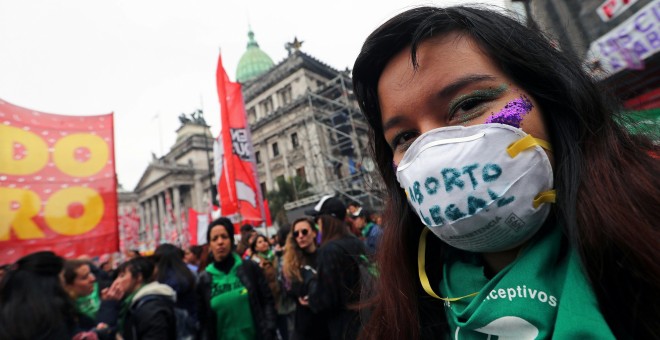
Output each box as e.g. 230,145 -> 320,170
283,72 -> 385,215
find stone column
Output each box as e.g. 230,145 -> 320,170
173,186 -> 182,235
157,193 -> 165,243
138,203 -> 146,243
145,200 -> 153,242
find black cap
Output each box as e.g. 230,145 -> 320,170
305,195 -> 346,221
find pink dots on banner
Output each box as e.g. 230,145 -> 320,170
41,130 -> 49,136
3,121 -> 10,125
10,201 -> 20,211
61,184 -> 69,188
48,138 -> 56,143
0,176 -> 6,181
74,146 -> 91,162
34,175 -> 42,180
12,114 -> 21,121
59,131 -> 68,136
22,126 -> 30,131
13,142 -> 26,160
17,178 -> 25,183
43,188 -> 52,194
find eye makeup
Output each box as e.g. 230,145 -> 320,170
448,84 -> 508,124
485,95 -> 534,128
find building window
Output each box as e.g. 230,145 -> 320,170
272,142 -> 279,157
255,151 -> 261,164
291,132 -> 299,148
247,107 -> 256,124
278,85 -> 293,106
260,97 -> 274,115
296,166 -> 306,181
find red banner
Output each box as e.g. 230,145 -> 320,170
215,54 -> 267,229
0,99 -> 118,264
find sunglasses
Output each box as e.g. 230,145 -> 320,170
293,229 -> 310,238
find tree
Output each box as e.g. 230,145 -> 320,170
266,176 -> 312,226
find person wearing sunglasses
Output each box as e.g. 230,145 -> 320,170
281,217 -> 327,340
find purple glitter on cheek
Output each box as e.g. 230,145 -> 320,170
485,95 -> 534,128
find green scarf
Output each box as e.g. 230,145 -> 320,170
434,226 -> 615,339
361,222 -> 375,237
207,253 -> 256,340
257,249 -> 275,262
76,282 -> 101,319
118,287 -> 141,333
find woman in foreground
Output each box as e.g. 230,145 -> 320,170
352,5 -> 659,339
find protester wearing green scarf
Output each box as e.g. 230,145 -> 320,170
63,260 -> 101,319
97,257 -> 177,340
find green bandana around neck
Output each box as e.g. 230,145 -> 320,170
76,282 -> 101,319
421,226 -> 615,339
118,286 -> 142,333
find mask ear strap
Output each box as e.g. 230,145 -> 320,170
533,190 -> 556,208
507,134 -> 552,158
418,228 -> 478,301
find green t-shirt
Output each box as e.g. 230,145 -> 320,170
439,226 -> 615,339
206,253 -> 256,340
76,282 -> 101,319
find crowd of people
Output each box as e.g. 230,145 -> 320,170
1,4 -> 659,339
0,195 -> 383,340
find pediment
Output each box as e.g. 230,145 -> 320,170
134,164 -> 168,192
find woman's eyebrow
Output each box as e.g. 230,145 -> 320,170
382,74 -> 496,133
436,74 -> 497,100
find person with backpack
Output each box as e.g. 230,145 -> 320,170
153,244 -> 198,326
303,195 -> 368,340
97,256 -> 177,340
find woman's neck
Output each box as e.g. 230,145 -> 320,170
303,243 -> 317,254
481,246 -> 523,278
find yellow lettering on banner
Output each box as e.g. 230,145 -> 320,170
0,125 -> 49,175
45,187 -> 104,236
0,188 -> 45,241
53,133 -> 109,177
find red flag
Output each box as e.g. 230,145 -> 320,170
0,98 -> 118,263
264,199 -> 273,227
215,53 -> 266,229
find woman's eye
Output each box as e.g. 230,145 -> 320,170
456,98 -> 483,112
390,131 -> 418,151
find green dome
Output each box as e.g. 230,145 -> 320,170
236,29 -> 274,83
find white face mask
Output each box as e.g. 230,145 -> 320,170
395,123 -> 555,253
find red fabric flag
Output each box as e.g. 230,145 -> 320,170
0,98 -> 118,263
215,53 -> 266,229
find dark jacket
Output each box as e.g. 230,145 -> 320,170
97,281 -> 177,340
308,235 -> 367,340
198,256 -> 277,340
285,251 -> 329,340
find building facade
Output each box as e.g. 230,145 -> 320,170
239,39 -> 383,221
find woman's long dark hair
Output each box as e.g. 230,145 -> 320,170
319,215 -> 351,246
154,243 -> 196,291
0,251 -> 78,339
352,5 -> 660,339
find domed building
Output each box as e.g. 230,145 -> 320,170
236,29 -> 275,83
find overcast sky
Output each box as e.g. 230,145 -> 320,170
0,0 -> 507,190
